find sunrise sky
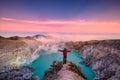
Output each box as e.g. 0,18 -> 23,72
0,0 -> 120,40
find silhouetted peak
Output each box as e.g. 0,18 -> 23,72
33,34 -> 53,39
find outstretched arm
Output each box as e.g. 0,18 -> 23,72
67,50 -> 71,52
58,50 -> 63,52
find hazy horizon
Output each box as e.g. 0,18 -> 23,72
0,32 -> 120,41
0,0 -> 120,41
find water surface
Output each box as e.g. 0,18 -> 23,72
29,51 -> 95,80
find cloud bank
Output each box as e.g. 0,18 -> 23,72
0,17 -> 120,34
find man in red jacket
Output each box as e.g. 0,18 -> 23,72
58,48 -> 71,64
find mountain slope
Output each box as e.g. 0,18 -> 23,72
65,39 -> 120,80
0,36 -> 41,68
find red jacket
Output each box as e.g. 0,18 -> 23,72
58,50 -> 71,57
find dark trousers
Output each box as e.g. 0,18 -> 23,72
63,56 -> 67,64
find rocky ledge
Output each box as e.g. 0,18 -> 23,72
43,61 -> 87,80
66,39 -> 120,80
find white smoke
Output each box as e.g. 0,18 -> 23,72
32,42 -> 64,54
33,34 -> 65,53
24,35 -> 65,63
16,56 -> 27,65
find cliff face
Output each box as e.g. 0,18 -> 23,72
43,61 -> 87,80
8,36 -> 41,53
0,36 -> 41,68
65,40 -> 120,80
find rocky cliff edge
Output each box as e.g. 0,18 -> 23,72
65,40 -> 120,80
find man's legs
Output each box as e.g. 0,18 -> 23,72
63,56 -> 67,64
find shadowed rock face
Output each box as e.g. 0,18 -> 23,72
65,39 -> 120,80
43,61 -> 87,80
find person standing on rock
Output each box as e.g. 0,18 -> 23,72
58,48 -> 71,64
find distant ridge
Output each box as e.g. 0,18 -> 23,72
33,34 -> 53,39
0,36 -> 4,39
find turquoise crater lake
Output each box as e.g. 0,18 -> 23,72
29,51 -> 95,80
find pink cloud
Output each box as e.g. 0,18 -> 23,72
0,17 -> 16,21
0,18 -> 120,34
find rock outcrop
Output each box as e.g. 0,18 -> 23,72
65,39 -> 120,80
43,61 -> 87,80
0,66 -> 34,80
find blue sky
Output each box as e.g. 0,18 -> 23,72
0,0 -> 120,21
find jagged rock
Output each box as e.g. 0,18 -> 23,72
0,66 -> 34,80
66,39 -> 120,80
